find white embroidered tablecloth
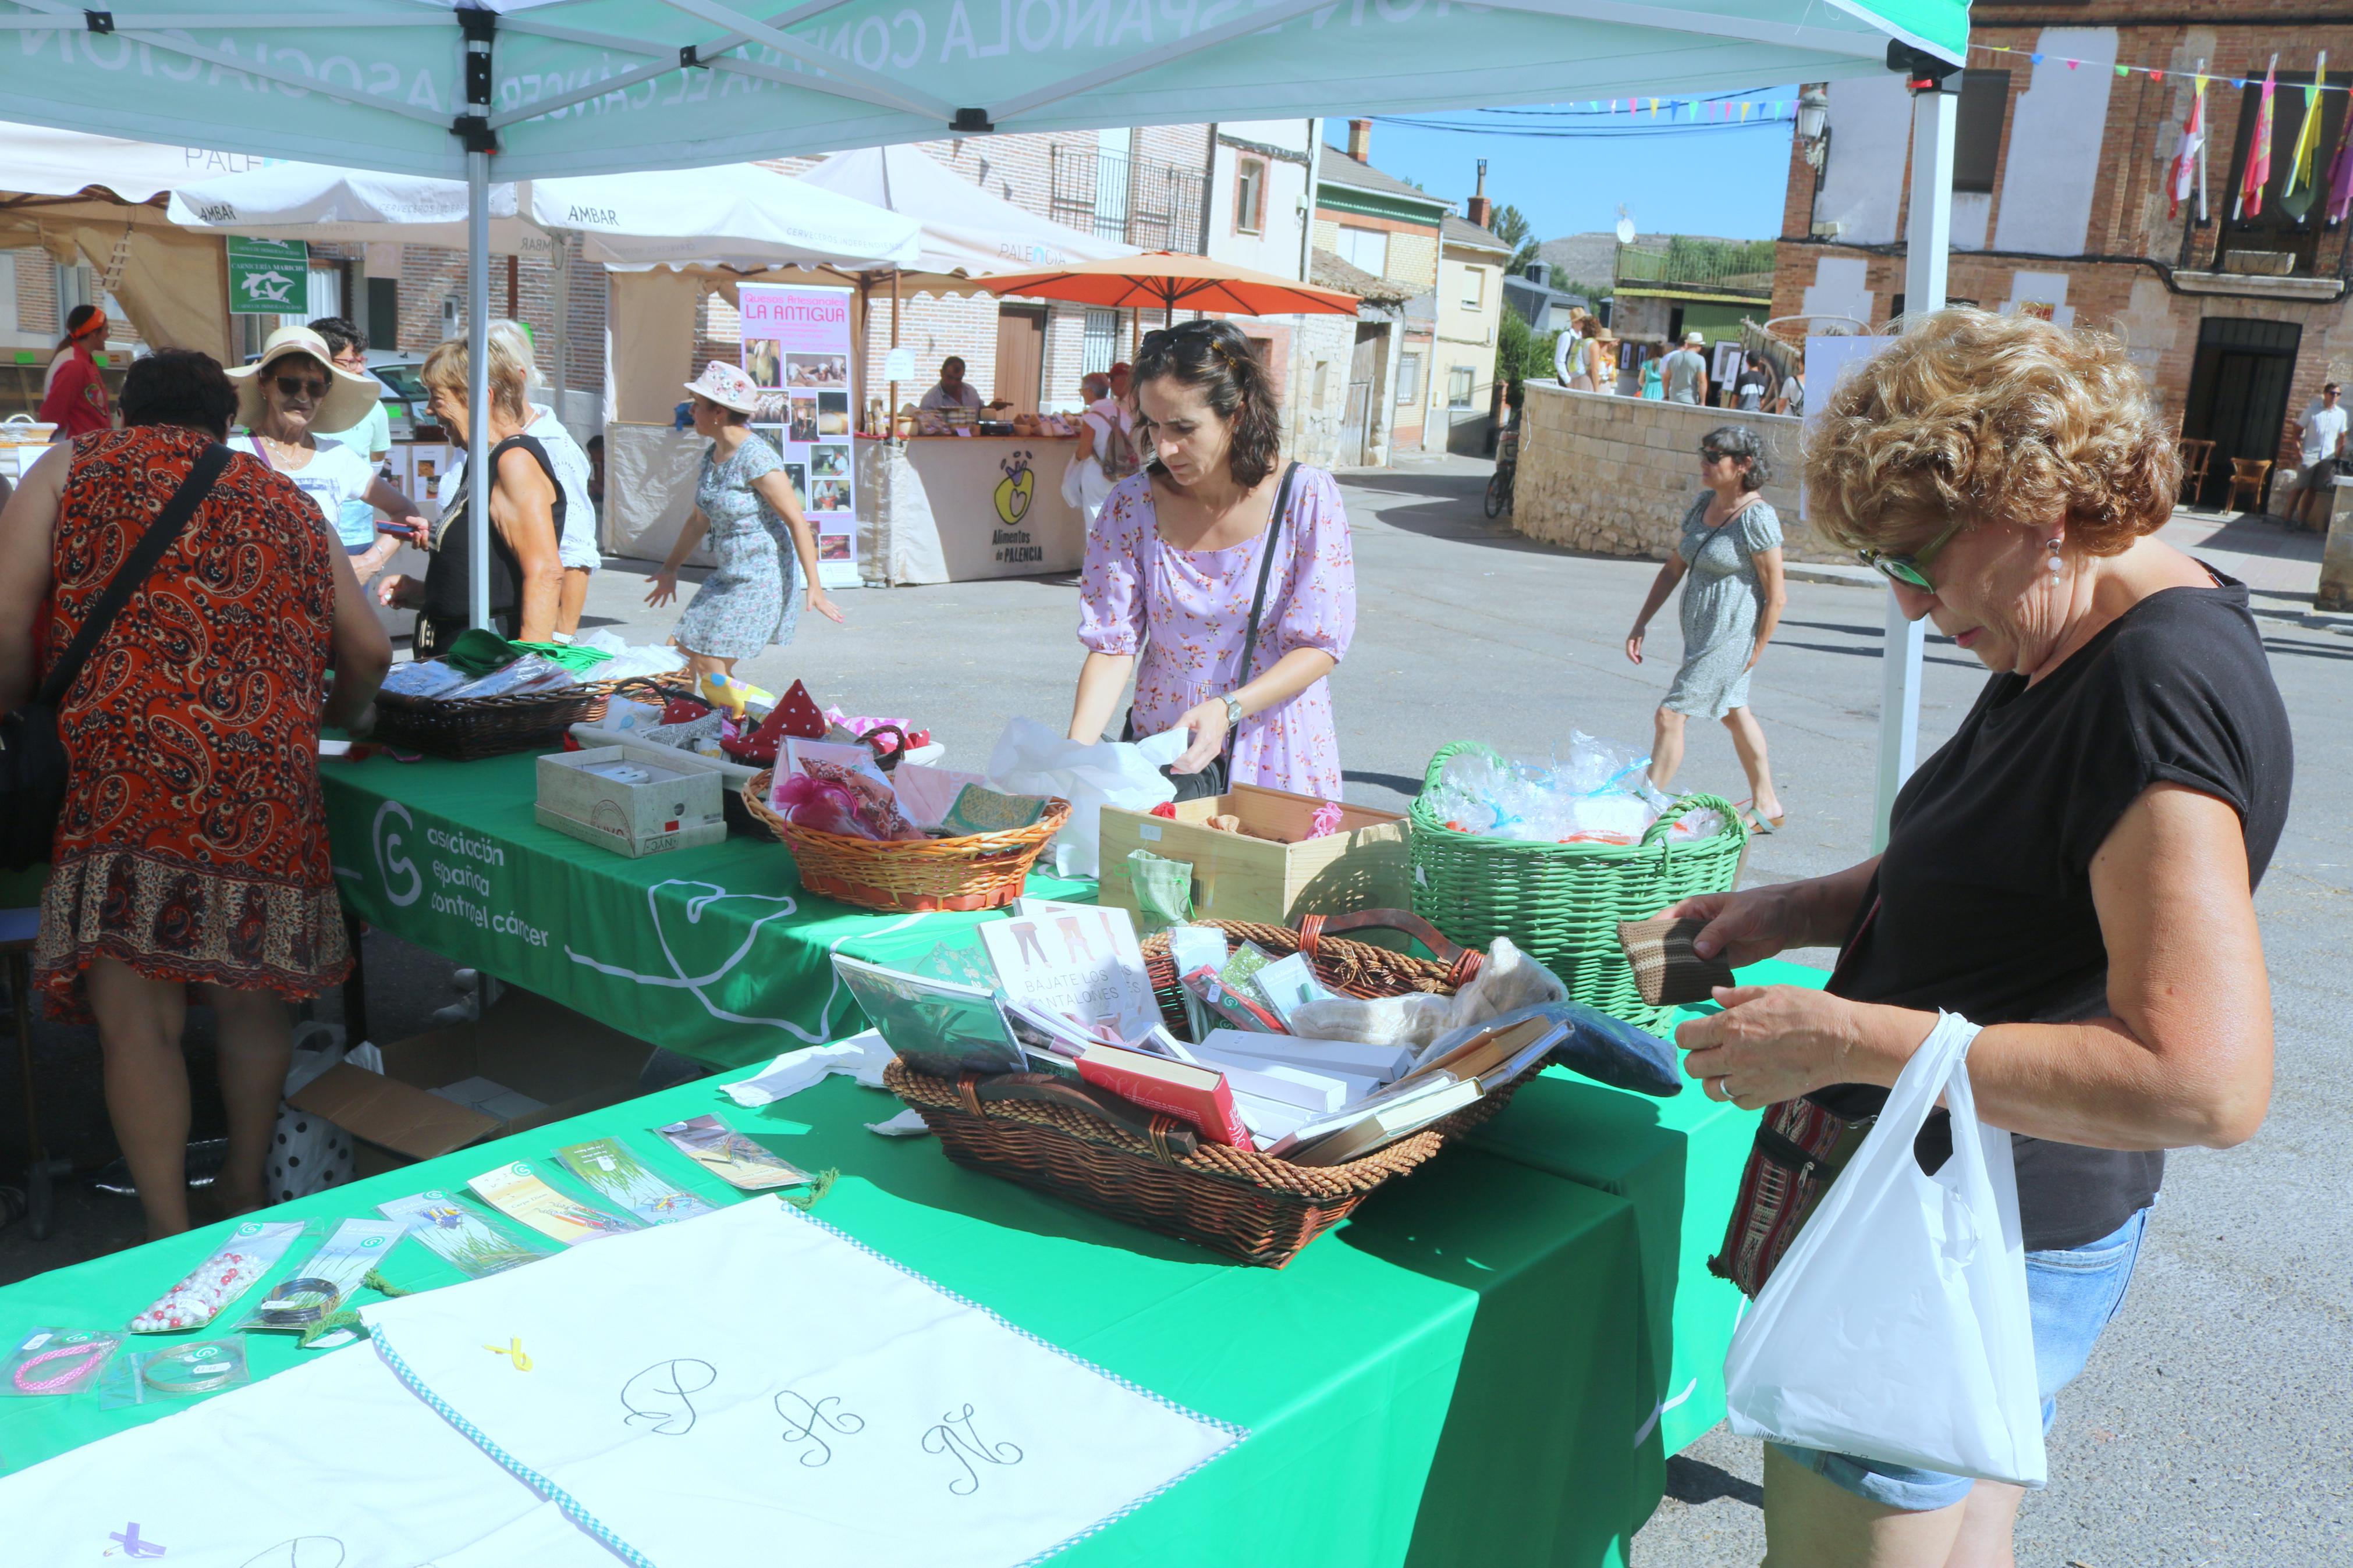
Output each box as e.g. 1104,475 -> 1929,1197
361,1197 -> 1245,1567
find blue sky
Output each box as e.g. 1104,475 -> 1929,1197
1346,88 -> 1800,243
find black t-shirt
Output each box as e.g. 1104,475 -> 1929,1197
1816,574 -> 2292,1250
1734,370 -> 1772,410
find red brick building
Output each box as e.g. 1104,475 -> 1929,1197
1773,1 -> 2353,506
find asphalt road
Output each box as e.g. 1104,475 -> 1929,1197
2,453 -> 2345,1563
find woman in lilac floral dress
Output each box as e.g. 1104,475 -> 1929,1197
1071,321 -> 1356,799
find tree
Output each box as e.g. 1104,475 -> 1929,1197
1490,203 -> 1542,276
1495,301 -> 1561,386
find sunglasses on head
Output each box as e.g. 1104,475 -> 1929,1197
1857,518 -> 1963,592
274,374 -> 328,400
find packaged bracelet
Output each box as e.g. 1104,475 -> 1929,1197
128,1220 -> 308,1333
98,1339 -> 250,1409
1,1327 -> 122,1397
236,1219 -> 406,1338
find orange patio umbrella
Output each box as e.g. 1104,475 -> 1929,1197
965,251 -> 1360,319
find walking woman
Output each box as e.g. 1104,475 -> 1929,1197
1625,425 -> 1788,830
227,325 -> 425,571
1068,319 -> 1356,798
645,362 -> 844,682
377,337 -> 566,653
0,350 -> 389,1238
1666,308 -> 2287,1568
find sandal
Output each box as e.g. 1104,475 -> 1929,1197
1731,799 -> 1786,835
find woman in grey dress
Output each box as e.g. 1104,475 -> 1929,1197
1624,425 -> 1789,831
647,362 -> 844,680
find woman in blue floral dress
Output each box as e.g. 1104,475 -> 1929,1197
647,362 -> 843,678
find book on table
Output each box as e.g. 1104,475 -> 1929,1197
1187,1029 -> 1415,1085
981,901 -> 1161,1044
1272,1076 -> 1486,1165
1073,1041 -> 1255,1150
831,954 -> 1026,1080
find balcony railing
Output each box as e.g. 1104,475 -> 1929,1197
1049,148 -> 1208,255
1613,237 -> 1779,298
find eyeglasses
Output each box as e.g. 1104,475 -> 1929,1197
274,375 -> 328,400
1857,518 -> 1963,592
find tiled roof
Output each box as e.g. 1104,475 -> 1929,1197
1318,150 -> 1449,210
1442,215 -> 1512,254
1309,247 -> 1425,305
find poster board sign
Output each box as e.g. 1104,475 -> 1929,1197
739,283 -> 858,590
228,236 -> 310,315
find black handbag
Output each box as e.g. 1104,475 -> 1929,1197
0,442 -> 229,873
1122,461 -> 1300,802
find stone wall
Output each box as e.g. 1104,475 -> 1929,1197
1513,383 -> 1843,561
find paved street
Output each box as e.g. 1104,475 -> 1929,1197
3,453 -> 2345,1563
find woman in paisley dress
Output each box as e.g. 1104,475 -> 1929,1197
0,350 -> 390,1238
647,362 -> 844,682
1070,321 -> 1356,799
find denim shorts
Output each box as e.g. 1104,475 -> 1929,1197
1773,1206 -> 2149,1512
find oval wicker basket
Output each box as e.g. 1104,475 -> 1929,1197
742,770 -> 1069,913
883,913 -> 1544,1267
1408,741 -> 1748,1032
371,680 -> 615,761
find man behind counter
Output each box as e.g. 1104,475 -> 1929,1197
918,355 -> 1012,413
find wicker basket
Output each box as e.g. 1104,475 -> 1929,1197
1408,741 -> 1748,1032
885,912 -> 1543,1267
371,680 -> 614,761
742,770 -> 1069,913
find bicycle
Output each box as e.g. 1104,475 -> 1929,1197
1484,426 -> 1518,518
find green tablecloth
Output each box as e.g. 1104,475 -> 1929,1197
1471,958 -> 1830,1463
0,1065 -> 1657,1567
321,752 -> 1094,1071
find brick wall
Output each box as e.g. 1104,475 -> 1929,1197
1513,383 -> 1841,560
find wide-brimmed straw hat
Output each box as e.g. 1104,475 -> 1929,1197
227,324 -> 380,432
684,361 -> 762,414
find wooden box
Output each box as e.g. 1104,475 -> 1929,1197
1098,784 -> 1409,927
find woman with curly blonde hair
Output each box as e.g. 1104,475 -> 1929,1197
1662,310 -> 2290,1566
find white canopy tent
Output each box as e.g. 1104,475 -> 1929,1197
0,0 -> 1966,830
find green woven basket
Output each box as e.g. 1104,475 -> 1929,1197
1407,741 -> 1748,1032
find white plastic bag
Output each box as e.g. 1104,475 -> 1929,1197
986,716 -> 1184,879
1723,1012 -> 2046,1487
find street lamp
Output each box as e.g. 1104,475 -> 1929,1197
1797,86 -> 1832,169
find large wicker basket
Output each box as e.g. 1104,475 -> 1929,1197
1409,741 -> 1748,1032
371,681 -> 614,761
884,912 -> 1544,1267
743,770 -> 1069,913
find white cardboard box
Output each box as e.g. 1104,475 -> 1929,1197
535,745 -> 726,858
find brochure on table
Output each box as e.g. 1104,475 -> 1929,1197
740,282 -> 859,591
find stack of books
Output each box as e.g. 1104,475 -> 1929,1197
835,918 -> 1564,1166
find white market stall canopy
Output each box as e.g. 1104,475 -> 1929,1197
794,143 -> 1136,289
0,0 -> 1965,182
166,159 -> 923,268
0,119 -> 273,201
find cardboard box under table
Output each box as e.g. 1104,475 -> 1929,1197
289,990 -> 649,1176
536,745 -> 726,857
1099,784 -> 1408,926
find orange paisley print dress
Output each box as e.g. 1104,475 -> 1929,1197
33,425 -> 350,1020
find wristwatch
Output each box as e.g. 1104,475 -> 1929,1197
1221,692 -> 1244,730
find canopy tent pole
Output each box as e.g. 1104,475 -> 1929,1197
1875,64 -> 1956,852
888,266 -> 902,419
549,234 -> 570,431
466,148 -> 493,632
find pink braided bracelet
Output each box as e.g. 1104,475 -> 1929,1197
12,1340 -> 113,1394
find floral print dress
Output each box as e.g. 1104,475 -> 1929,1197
1078,466 -> 1356,799
676,433 -> 800,662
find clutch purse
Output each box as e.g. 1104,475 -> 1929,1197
1616,914 -> 1736,1007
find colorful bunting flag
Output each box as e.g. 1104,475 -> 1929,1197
2169,72 -> 2208,221
2236,59 -> 2277,219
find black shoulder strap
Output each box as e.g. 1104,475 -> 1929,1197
36,442 -> 229,707
1234,460 -> 1302,693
